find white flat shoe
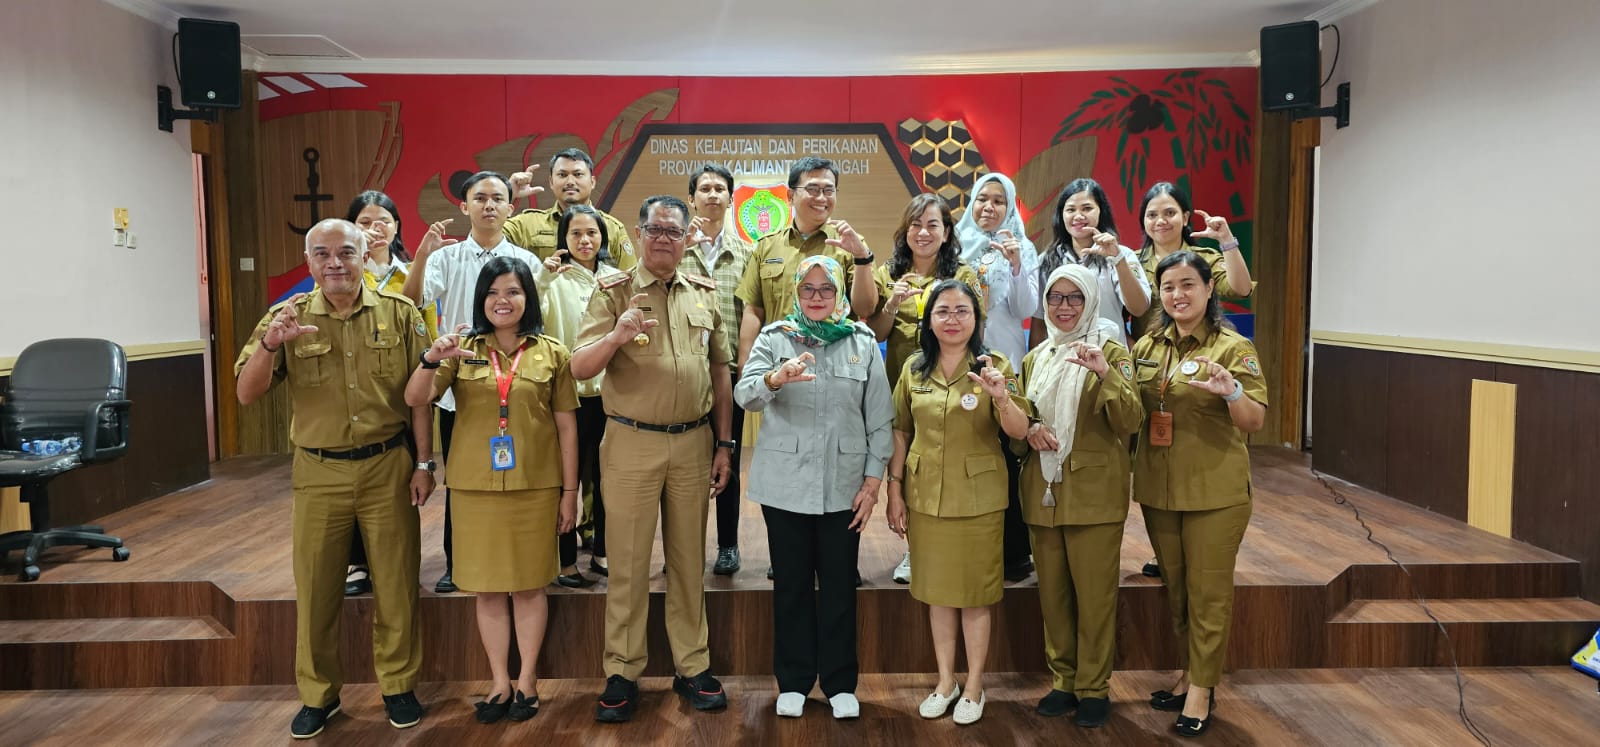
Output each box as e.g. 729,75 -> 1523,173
953,690 -> 986,725
829,692 -> 859,719
919,683 -> 960,719
775,691 -> 805,718
893,552 -> 912,584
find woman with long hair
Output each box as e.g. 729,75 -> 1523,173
1029,178 -> 1150,351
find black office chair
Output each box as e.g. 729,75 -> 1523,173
0,339 -> 133,581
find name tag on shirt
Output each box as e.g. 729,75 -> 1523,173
464,358 -> 490,366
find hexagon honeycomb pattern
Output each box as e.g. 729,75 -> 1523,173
898,118 -> 990,211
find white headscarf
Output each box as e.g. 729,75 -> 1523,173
955,173 -> 1035,265
1027,264 -> 1123,506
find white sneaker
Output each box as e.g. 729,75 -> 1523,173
918,683 -> 960,718
893,552 -> 912,584
953,690 -> 986,725
775,692 -> 805,718
829,692 -> 859,719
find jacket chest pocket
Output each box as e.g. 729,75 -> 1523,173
758,262 -> 790,309
289,338 -> 333,387
685,310 -> 714,356
530,228 -> 558,251
363,332 -> 405,381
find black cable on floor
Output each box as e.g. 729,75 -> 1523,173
1309,469 -> 1493,747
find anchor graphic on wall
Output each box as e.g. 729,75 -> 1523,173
287,148 -> 334,236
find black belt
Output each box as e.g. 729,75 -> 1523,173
608,414 -> 711,434
302,432 -> 407,461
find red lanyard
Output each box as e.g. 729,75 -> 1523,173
488,344 -> 526,434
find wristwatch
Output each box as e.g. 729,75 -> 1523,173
716,439 -> 738,450
416,460 -> 437,473
853,255 -> 874,266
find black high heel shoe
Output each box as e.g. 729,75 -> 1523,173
1173,691 -> 1217,738
508,689 -> 539,721
1150,688 -> 1186,711
475,692 -> 511,724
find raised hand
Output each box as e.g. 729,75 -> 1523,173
1184,355 -> 1238,397
263,293 -> 320,349
424,323 -> 475,364
509,164 -> 545,201
1090,230 -> 1120,258
1063,340 -> 1110,377
995,229 -> 1024,273
767,351 -> 818,388
966,354 -> 1011,400
416,219 -> 459,259
610,293 -> 660,343
690,215 -> 716,247
887,273 -> 923,311
543,248 -> 572,275
1026,422 -> 1060,452
1191,209 -> 1235,243
824,219 -> 871,259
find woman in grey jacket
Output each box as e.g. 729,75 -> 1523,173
736,255 -> 894,721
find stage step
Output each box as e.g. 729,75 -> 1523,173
1331,597 -> 1600,624
1324,597 -> 1600,668
0,615 -> 232,643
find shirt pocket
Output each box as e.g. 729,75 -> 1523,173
685,309 -> 714,356
530,228 -> 558,251
1069,450 -> 1108,472
758,262 -> 789,309
289,337 -> 333,387
363,331 -> 405,382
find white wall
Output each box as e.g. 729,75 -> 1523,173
0,0 -> 200,358
1312,0 -> 1600,352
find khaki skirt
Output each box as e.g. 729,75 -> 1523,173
451,487 -> 559,593
908,508 -> 1004,608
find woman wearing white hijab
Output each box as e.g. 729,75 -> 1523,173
955,172 -> 1042,581
1015,264 -> 1143,729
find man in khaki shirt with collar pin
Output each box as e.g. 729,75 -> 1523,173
735,156 -> 879,367
571,194 -> 735,724
678,163 -> 753,575
234,218 -> 435,740
505,147 -> 635,271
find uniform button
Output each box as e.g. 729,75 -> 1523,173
348,383 -> 356,389
352,415 -> 360,422
346,351 -> 354,358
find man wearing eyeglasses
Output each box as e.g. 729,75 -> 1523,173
505,147 -> 636,271
735,157 -> 879,367
572,195 -> 736,723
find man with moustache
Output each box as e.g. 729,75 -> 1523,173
506,147 -> 636,270
236,218 -> 435,738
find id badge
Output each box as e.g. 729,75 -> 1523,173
1149,411 -> 1174,447
490,435 -> 516,471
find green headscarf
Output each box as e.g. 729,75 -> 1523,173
782,255 -> 857,346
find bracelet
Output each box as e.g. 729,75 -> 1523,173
853,255 -> 874,266
418,350 -> 441,369
764,371 -> 781,391
1222,379 -> 1244,402
887,474 -> 902,483
261,339 -> 280,353
1219,239 -> 1241,253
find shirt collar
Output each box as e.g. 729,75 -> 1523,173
306,284 -> 378,317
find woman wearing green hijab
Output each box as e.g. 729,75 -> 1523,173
736,255 -> 894,720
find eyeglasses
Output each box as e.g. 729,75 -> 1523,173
797,285 -> 837,300
931,308 -> 973,322
638,224 -> 687,241
797,185 -> 838,198
1046,292 -> 1086,308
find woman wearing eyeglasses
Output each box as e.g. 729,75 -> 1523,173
1016,264 -> 1143,729
885,279 -> 1031,726
737,255 -> 892,720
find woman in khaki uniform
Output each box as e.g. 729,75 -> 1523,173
1131,182 -> 1253,342
886,279 -> 1030,726
1131,250 -> 1267,738
405,256 -> 580,725
1016,264 -> 1144,728
866,193 -> 980,390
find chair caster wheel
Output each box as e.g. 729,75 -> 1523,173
21,565 -> 40,582
113,547 -> 130,562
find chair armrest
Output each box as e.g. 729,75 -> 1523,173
82,399 -> 132,460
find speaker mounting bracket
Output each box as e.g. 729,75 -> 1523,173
157,85 -> 218,132
1293,82 -> 1351,129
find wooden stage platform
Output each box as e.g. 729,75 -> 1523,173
2,448 -> 1597,692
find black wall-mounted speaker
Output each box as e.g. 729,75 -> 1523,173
177,18 -> 241,109
1260,20 -> 1321,112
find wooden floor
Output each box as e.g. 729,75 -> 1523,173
2,447 -> 1598,689
2,667 -> 1596,746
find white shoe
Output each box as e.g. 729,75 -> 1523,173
829,692 -> 859,719
775,692 -> 805,718
953,690 -> 986,725
893,552 -> 912,584
918,683 -> 960,718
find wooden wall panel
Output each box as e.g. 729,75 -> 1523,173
1309,344 -> 1388,489
1383,353 -> 1490,522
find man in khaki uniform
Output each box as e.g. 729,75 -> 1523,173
734,156 -> 878,366
505,147 -> 635,270
571,195 -> 735,723
235,219 -> 435,739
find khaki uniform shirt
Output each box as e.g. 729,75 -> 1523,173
1014,341 -> 1144,526
1133,245 -> 1250,342
574,268 -> 732,425
428,334 -> 579,491
234,286 -> 430,450
1131,321 -> 1268,512
734,223 -> 860,321
872,263 -> 980,390
678,225 -> 753,369
503,205 -> 636,272
892,351 -> 1029,518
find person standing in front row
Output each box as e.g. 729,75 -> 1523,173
235,218 -> 433,739
1134,250 -> 1267,738
1017,264 -> 1144,729
406,257 -> 580,725
679,164 -> 754,576
571,195 -> 735,723
737,256 -> 893,720
401,171 -> 541,594
885,279 -> 1031,726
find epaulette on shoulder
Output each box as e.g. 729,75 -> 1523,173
599,272 -> 632,290
375,287 -> 415,305
685,273 -> 716,291
761,319 -> 798,334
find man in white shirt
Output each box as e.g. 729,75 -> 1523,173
401,171 -> 540,593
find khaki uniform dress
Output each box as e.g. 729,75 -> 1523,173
428,333 -> 579,592
1015,341 -> 1144,699
574,266 -> 731,680
503,205 -> 636,272
1131,320 -> 1268,688
234,286 -> 430,708
1132,245 -> 1250,342
872,263 -> 980,391
893,351 -> 1029,608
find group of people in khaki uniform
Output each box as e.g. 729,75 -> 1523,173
237,142 -> 1264,740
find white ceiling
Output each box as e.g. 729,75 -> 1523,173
108,0 -> 1376,75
